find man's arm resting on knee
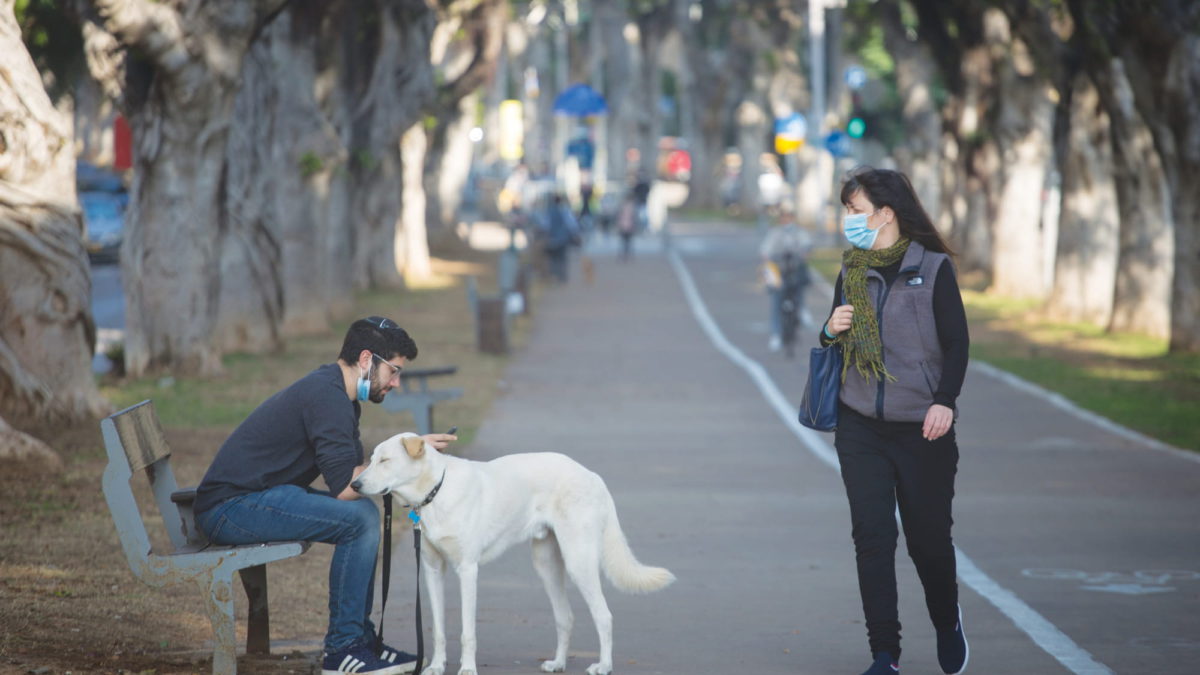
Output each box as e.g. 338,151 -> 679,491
337,464 -> 368,500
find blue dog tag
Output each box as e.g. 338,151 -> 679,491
408,511 -> 421,524
906,276 -> 924,286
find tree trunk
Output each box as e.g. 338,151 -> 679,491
879,0 -> 941,215
427,92 -> 478,229
595,0 -> 633,188
909,0 -> 999,281
1102,59 -> 1173,339
986,9 -> 1054,300
633,8 -> 671,182
731,19 -> 767,214
1047,71 -> 1119,325
90,0 -> 289,376
400,123 -> 433,282
348,1 -> 435,291
678,7 -> 736,211
0,0 -> 108,465
425,0 -> 505,230
1161,36 -> 1200,351
1065,0 -> 1193,348
215,2 -> 350,350
939,44 -> 997,280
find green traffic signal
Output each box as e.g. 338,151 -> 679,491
847,117 -> 866,138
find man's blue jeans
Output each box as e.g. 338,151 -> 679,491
195,485 -> 380,652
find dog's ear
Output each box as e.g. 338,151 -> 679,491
402,435 -> 426,458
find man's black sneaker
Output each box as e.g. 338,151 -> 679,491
321,640 -> 413,674
937,605 -> 969,674
861,651 -> 900,675
376,640 -> 418,671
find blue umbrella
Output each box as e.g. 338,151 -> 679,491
553,83 -> 608,117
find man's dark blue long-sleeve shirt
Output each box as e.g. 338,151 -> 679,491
194,364 -> 363,516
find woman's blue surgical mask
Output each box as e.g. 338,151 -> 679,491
356,364 -> 372,401
843,212 -> 879,250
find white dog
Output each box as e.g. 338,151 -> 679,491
352,433 -> 675,675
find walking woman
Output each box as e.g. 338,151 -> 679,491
820,168 -> 970,675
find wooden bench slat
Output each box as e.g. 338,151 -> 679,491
112,401 -> 171,473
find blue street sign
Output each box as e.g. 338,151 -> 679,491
824,130 -> 852,158
844,65 -> 868,91
774,113 -> 807,140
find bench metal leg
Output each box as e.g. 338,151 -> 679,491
202,570 -> 239,675
412,406 -> 433,436
239,564 -> 270,655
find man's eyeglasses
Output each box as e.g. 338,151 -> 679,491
371,352 -> 402,379
369,316 -> 398,330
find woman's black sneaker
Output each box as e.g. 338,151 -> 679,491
861,651 -> 900,674
937,605 -> 969,674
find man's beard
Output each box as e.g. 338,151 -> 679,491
368,377 -> 388,403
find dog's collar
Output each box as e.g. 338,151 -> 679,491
404,469 -> 446,513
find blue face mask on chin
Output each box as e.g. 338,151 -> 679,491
356,365 -> 372,402
843,212 -> 879,250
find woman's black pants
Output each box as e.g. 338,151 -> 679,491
834,405 -> 960,661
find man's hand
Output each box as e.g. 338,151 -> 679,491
422,433 -> 458,452
923,404 -> 954,441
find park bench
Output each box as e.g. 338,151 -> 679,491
382,366 -> 463,434
101,400 -> 309,675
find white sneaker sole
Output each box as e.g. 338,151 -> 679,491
321,661 -> 415,675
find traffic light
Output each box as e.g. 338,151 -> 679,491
847,117 -> 866,139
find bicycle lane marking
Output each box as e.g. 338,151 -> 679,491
667,247 -> 1114,675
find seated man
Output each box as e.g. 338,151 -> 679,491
194,316 -> 457,675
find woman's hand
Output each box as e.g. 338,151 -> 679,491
421,433 -> 458,452
825,304 -> 855,336
923,404 -> 954,441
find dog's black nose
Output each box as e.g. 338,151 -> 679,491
350,479 -> 363,492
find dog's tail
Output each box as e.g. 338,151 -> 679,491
601,498 -> 675,594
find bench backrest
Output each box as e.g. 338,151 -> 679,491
101,400 -> 192,568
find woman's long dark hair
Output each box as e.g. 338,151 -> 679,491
839,167 -> 955,257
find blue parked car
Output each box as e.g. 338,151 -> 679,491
77,161 -> 128,264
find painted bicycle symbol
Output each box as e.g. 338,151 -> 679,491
1021,568 -> 1199,595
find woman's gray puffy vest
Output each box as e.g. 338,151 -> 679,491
839,241 -> 952,423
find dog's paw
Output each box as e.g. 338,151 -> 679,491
421,666 -> 445,675
540,659 -> 566,672
455,669 -> 477,675
585,663 -> 612,675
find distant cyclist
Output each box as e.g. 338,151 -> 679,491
760,207 -> 813,352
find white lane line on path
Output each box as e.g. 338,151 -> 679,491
667,248 -> 1114,675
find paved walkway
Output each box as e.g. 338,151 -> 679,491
381,221 -> 1200,675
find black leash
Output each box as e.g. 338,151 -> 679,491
377,494 -> 424,674
377,469 -> 447,675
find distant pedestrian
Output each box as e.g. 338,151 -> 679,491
538,194 -> 580,283
759,207 -> 812,351
578,178 -> 595,239
616,195 -> 638,262
632,171 -> 651,231
820,167 -> 970,675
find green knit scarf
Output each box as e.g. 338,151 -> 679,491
837,237 -> 911,382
